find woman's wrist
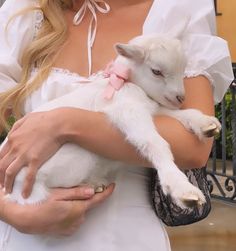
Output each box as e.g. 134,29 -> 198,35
54,107 -> 106,146
46,107 -> 77,145
53,107 -> 83,145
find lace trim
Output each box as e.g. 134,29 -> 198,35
51,67 -> 105,81
31,67 -> 105,81
50,67 -> 82,78
33,10 -> 44,40
184,70 -> 214,84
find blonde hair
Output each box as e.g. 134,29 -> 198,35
0,0 -> 74,129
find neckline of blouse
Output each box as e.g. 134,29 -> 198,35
34,0 -> 155,79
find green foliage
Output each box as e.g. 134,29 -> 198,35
0,115 -> 16,143
214,90 -> 234,160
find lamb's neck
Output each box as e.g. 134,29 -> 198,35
114,56 -> 135,82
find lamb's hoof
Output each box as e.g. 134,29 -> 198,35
182,194 -> 204,208
182,196 -> 199,208
95,184 -> 106,193
202,123 -> 221,137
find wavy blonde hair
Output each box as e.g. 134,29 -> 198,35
0,0 -> 74,129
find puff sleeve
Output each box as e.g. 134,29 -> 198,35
143,0 -> 234,104
0,0 -> 36,93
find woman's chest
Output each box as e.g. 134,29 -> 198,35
53,1 -> 153,77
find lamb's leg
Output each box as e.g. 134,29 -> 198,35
158,108 -> 221,140
104,103 -> 206,208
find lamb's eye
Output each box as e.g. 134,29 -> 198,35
151,69 -> 163,76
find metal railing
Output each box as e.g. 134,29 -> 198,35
207,64 -> 236,203
214,0 -> 222,16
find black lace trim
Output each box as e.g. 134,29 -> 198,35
150,167 -> 211,226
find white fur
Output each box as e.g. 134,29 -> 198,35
2,34 -> 221,208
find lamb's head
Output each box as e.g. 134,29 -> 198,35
115,35 -> 186,110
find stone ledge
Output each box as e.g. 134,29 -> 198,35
167,200 -> 236,251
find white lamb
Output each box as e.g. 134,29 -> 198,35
2,33 -> 221,208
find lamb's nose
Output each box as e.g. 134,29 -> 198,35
176,95 -> 185,103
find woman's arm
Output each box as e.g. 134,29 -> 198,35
59,75 -> 215,168
0,76 -> 215,196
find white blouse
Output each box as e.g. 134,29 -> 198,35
0,0 -> 234,106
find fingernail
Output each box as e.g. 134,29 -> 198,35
22,191 -> 28,199
84,188 -> 95,196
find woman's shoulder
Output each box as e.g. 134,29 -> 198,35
1,0 -> 38,12
0,0 -> 40,26
148,0 -> 214,10
0,0 -> 41,41
145,0 -> 215,30
0,0 -> 40,67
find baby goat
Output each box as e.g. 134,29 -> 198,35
3,34 -> 220,208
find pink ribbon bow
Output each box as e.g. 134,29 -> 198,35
103,61 -> 130,100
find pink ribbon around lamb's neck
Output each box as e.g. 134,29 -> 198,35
103,61 -> 130,100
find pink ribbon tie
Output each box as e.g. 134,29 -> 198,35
103,61 -> 130,100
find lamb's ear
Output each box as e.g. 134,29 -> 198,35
115,43 -> 145,62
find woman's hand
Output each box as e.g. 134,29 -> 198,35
0,109 -> 65,198
0,184 -> 115,236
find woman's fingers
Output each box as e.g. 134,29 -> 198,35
0,140 -> 12,184
22,163 -> 39,198
83,183 -> 115,210
51,186 -> 96,201
0,111 -> 64,197
0,153 -> 16,187
0,127 -> 25,189
8,116 -> 27,135
0,153 -> 39,196
0,140 -> 10,159
3,157 -> 24,194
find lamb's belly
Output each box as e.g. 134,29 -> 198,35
39,143 -> 119,188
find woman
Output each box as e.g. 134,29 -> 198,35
0,0 -> 233,250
